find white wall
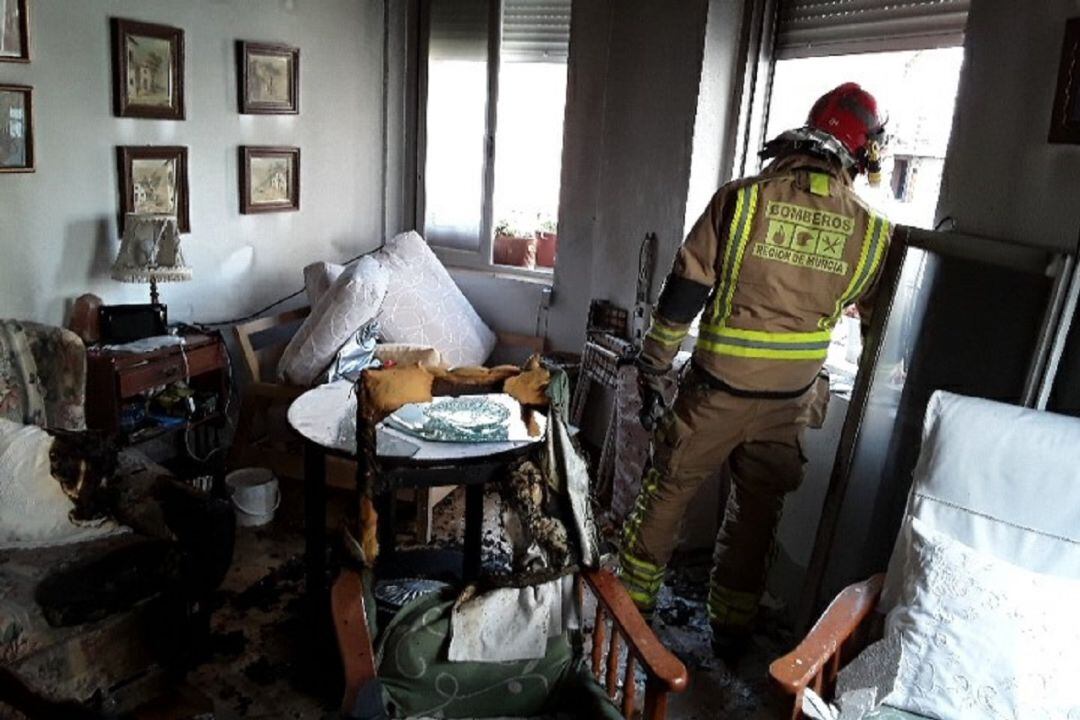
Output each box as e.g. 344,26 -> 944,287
0,0 -> 386,326
936,0 -> 1080,250
685,0 -> 747,235
546,1 -> 712,353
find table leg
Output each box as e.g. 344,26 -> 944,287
464,483 -> 484,582
304,441 -> 328,602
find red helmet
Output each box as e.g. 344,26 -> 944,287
807,83 -> 885,157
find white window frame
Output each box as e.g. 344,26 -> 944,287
414,0 -> 563,282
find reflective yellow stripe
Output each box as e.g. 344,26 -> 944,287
646,320 -> 687,347
698,325 -> 832,344
823,212 -> 889,330
620,550 -> 665,579
696,337 -> 829,360
709,184 -> 758,324
810,172 -> 831,197
708,584 -> 760,628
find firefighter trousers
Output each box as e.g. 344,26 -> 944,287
620,365 -> 810,634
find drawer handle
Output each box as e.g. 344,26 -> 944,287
158,365 -> 182,381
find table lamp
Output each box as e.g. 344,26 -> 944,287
111,213 -> 191,307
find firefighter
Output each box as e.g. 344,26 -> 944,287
619,83 -> 891,658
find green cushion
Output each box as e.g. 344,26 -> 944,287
376,592 -> 579,718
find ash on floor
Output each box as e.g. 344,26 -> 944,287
190,486 -> 793,719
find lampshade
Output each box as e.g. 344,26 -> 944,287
111,213 -> 192,284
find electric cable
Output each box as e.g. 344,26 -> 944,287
193,245 -> 381,327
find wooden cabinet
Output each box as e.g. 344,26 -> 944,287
86,333 -> 227,444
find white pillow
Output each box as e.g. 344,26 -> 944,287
303,261 -> 346,306
373,231 -> 496,368
0,419 -> 124,549
278,255 -> 389,385
883,517 -> 1080,720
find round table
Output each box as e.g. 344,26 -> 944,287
287,380 -> 544,595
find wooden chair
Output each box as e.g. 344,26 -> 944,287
769,574 -> 885,720
229,307 -> 316,482
332,567 -> 689,720
769,391 -> 1080,719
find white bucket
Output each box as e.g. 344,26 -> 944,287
226,468 -> 281,527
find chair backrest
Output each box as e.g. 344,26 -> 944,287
881,390 -> 1080,609
233,307 -> 310,383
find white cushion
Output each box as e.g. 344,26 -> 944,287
0,419 -> 124,549
881,391 -> 1080,611
373,231 -> 496,368
278,256 -> 389,386
883,517 -> 1080,720
303,261 -> 346,306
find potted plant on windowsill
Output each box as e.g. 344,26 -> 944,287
535,219 -> 558,269
493,220 -> 537,269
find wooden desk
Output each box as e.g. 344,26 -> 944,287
86,334 -> 228,445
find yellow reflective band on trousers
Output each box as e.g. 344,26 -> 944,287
707,583 -> 760,630
823,211 -> 890,331
618,549 -> 665,610
620,467 -> 665,610
646,317 -> 687,348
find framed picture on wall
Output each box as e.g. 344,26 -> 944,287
111,18 -> 185,120
1050,17 -> 1080,143
237,41 -> 299,114
0,84 -> 33,172
117,146 -> 190,233
0,0 -> 29,62
240,146 -> 299,213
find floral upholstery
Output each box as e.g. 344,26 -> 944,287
0,320 -> 86,431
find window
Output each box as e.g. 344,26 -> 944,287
419,0 -> 571,274
765,47 -> 965,380
766,47 -> 964,229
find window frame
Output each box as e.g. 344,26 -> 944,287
414,0 -> 562,282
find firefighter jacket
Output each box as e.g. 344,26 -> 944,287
641,152 -> 892,395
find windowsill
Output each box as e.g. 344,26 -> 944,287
444,263 -> 555,286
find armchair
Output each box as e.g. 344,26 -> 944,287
330,364 -> 688,719
0,319 -> 233,714
332,568 -> 689,720
770,391 -> 1080,719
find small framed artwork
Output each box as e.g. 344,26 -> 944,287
0,0 -> 29,63
1050,18 -> 1080,143
240,146 -> 299,214
237,41 -> 299,114
117,146 -> 190,233
0,84 -> 33,172
111,18 -> 184,120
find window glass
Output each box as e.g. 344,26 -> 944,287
490,0 -> 571,271
423,0 -> 490,252
766,47 -> 964,230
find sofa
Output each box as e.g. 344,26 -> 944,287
0,320 -> 233,715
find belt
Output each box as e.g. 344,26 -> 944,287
690,361 -> 819,400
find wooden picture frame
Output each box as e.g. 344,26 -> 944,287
0,0 -> 29,63
240,146 -> 300,214
237,41 -> 299,114
117,146 -> 190,233
0,84 -> 33,172
111,18 -> 185,120
1050,18 -> 1080,143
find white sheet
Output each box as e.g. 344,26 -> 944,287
448,575 -> 578,663
0,418 -> 124,549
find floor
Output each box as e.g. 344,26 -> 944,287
188,483 -> 792,719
